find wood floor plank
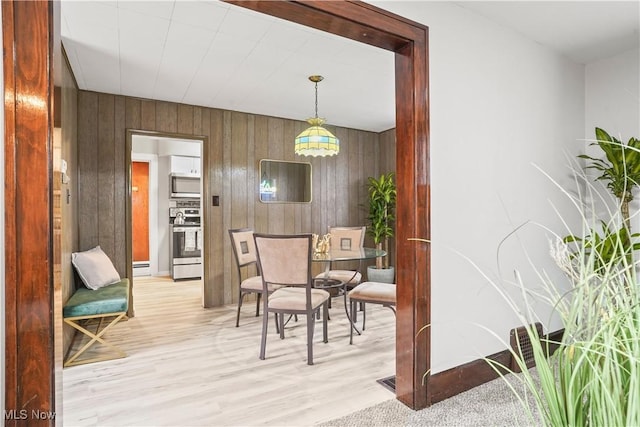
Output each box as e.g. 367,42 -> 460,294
62,277 -> 396,426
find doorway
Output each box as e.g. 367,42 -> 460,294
128,132 -> 205,288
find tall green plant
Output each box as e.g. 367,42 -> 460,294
563,221 -> 640,278
578,127 -> 640,231
367,172 -> 396,269
478,165 -> 640,427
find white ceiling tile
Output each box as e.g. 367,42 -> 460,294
216,6 -> 273,43
165,20 -> 216,50
116,0 -> 175,20
171,1 -> 228,31
61,1 -> 118,32
118,8 -> 171,41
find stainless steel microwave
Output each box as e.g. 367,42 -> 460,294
169,173 -> 201,198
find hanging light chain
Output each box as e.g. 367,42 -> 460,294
314,80 -> 319,118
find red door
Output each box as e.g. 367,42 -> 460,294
132,161 -> 150,262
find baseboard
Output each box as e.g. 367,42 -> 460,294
428,328 -> 564,405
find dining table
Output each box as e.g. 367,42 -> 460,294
312,247 -> 387,336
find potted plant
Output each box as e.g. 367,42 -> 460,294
579,127 -> 640,231
366,172 -> 396,283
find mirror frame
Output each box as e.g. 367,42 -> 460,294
258,159 -> 312,204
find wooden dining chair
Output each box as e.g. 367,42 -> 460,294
228,228 -> 283,327
254,233 -> 330,365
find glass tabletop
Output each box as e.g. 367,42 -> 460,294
312,247 -> 386,262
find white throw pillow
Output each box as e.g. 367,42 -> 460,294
72,246 -> 121,290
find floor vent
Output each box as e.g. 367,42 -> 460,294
376,375 -> 396,393
509,322 -> 543,373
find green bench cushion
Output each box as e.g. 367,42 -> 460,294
63,278 -> 129,318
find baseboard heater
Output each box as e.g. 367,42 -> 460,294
509,322 -> 543,373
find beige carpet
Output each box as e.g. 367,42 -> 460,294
319,372 -> 541,427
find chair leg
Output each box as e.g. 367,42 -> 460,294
362,303 -> 367,331
279,313 -> 285,339
322,302 -> 328,343
349,299 -> 356,345
260,302 -> 269,361
307,311 -> 316,365
236,292 -> 246,327
256,293 -> 261,317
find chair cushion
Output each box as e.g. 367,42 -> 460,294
348,281 -> 396,305
315,270 -> 361,285
240,275 -> 264,291
63,279 -> 129,318
268,287 -> 329,311
240,275 -> 282,292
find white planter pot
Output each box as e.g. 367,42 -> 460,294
366,266 -> 395,284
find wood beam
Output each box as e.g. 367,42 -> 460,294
3,0 -> 57,424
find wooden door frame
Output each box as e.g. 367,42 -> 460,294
125,129 -> 208,317
3,0 -> 58,423
2,0 -> 430,416
226,1 -> 431,409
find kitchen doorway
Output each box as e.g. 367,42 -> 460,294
128,132 -> 205,286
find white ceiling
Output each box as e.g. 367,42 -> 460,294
61,1 -> 640,133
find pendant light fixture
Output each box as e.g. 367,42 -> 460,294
294,75 -> 339,157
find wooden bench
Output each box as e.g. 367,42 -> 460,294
63,278 -> 129,367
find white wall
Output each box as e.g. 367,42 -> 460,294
585,48 -> 640,143
584,48 -> 640,234
374,1 -> 585,373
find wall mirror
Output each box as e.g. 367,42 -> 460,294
259,159 -> 312,203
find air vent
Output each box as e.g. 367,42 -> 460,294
509,322 -> 543,373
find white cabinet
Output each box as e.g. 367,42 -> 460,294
170,156 -> 200,175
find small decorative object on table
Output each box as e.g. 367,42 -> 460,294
313,233 -> 332,254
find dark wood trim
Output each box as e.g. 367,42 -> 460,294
429,328 -> 566,403
429,350 -> 512,404
3,0 -> 57,424
226,0 -> 431,409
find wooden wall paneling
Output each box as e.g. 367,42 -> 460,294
230,111 -> 248,230
346,128 -> 359,228
267,117 -> 285,233
156,101 -> 177,133
246,115 -> 256,232
282,120 -> 296,234
125,97 -> 141,129
254,115 -> 270,235
334,127 -> 348,225
209,108 -> 228,306
3,0 -> 56,421
140,99 -> 156,130
97,94 -> 118,271
78,91 -> 99,251
204,108 -> 222,309
228,112 -> 248,303
61,48 -> 79,356
114,95 -> 127,276
76,91 -> 387,310
177,104 -> 194,135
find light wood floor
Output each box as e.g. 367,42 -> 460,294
62,276 -> 396,426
